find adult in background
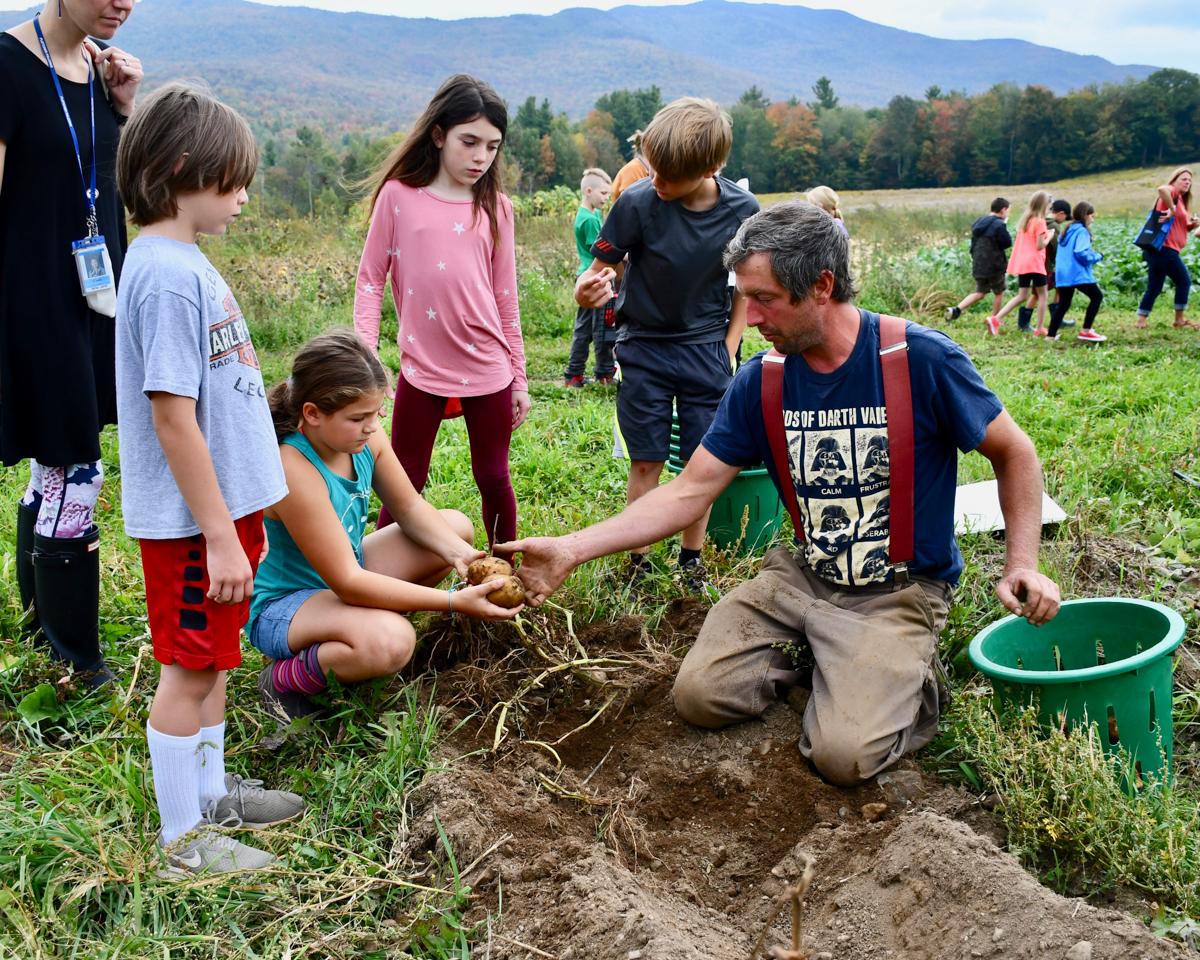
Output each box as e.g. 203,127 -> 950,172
505,201 -> 1060,787
1136,167 -> 1199,330
610,129 -> 651,202
1,0 -> 142,684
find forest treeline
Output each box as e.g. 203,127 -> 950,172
256,69 -> 1200,218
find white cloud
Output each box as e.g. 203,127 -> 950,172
247,0 -> 1198,70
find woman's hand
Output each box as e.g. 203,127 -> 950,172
512,390 -> 531,429
84,42 -> 142,116
451,579 -> 524,620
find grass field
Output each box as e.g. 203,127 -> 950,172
2,165 -> 1200,957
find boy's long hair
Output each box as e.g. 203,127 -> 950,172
117,82 -> 257,226
1017,190 -> 1051,232
268,329 -> 390,442
640,97 -> 732,181
1167,167 -> 1193,212
364,74 -> 508,244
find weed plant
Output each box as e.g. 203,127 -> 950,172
3,179 -> 1200,953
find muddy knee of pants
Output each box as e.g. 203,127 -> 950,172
671,574 -> 803,729
804,728 -> 884,787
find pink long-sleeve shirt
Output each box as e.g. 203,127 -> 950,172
353,180 -> 527,395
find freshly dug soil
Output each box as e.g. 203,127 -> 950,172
402,601 -> 1189,960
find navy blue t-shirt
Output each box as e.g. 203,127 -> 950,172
591,175 -> 759,344
701,311 -> 1003,586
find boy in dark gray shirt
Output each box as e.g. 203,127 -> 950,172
577,97 -> 759,590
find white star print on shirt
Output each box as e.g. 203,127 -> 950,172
452,222 -> 466,235
406,334 -> 416,344
437,261 -> 447,271
361,281 -> 378,295
394,205 -> 402,216
460,377 -> 471,386
466,343 -> 478,354
502,288 -> 511,297
426,307 -> 437,320
407,288 -> 414,295
404,364 -> 416,377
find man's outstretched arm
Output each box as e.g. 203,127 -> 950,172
974,410 -> 1061,626
500,447 -> 741,605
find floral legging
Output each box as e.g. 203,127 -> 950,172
19,460 -> 103,539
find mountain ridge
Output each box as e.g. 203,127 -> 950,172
0,0 -> 1159,131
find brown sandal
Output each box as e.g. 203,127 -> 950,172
1172,320 -> 1200,330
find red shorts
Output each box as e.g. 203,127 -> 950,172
139,512 -> 265,672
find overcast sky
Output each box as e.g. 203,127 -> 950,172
249,0 -> 1198,71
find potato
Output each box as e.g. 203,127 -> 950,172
467,556 -> 513,586
487,575 -> 526,608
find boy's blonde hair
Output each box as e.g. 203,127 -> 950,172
117,82 -> 258,227
580,167 -> 611,192
806,185 -> 842,220
640,97 -> 732,181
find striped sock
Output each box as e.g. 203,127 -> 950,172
271,643 -> 328,695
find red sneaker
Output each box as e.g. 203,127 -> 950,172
1077,328 -> 1107,342
563,375 -> 585,388
986,315 -> 1001,336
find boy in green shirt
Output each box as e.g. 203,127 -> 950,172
564,168 -> 614,387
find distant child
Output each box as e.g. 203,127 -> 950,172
946,197 -> 1011,322
575,97 -> 759,590
1047,202 -> 1105,342
611,129 -> 651,201
354,74 -> 528,552
987,190 -> 1053,336
564,168 -> 616,387
1038,199 -> 1072,331
806,185 -> 848,236
115,84 -> 302,876
250,330 -> 522,721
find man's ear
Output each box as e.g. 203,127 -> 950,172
811,270 -> 837,304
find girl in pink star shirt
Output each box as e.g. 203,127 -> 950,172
354,75 -> 528,554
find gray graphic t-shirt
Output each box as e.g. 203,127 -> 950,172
116,236 -> 286,539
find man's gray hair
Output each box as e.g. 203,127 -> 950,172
723,200 -> 858,302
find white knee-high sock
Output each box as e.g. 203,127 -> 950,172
147,724 -> 202,845
196,721 -> 227,809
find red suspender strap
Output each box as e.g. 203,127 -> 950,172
760,349 -> 805,542
878,314 -> 914,568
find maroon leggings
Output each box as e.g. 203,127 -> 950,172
378,376 -> 516,551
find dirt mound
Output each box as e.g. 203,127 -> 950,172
400,602 -> 1187,959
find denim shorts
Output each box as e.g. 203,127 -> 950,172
248,588 -> 323,660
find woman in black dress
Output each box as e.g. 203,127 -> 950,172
1,0 -> 142,684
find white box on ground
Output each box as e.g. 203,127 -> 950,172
954,479 -> 1066,535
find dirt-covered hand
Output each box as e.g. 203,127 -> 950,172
448,543 -> 487,580
452,579 -> 524,620
494,536 -> 575,606
996,568 -> 1060,626
576,268 -> 616,309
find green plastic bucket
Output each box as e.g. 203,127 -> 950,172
969,598 -> 1186,783
667,413 -> 783,552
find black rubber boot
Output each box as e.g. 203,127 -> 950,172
1016,306 -> 1033,332
16,502 -> 41,640
32,526 -> 114,689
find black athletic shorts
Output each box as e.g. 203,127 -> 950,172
1017,272 -> 1047,288
614,338 -> 732,462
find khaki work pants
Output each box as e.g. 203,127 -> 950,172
672,546 -> 951,786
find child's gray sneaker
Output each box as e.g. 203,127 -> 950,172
204,773 -> 305,830
258,664 -> 320,726
159,825 -> 275,878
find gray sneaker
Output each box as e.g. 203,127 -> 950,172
203,773 -> 305,830
159,825 -> 275,877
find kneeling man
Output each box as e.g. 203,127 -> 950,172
503,201 -> 1060,786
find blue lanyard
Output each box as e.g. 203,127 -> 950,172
33,14 -> 98,235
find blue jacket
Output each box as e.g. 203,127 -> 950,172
1055,222 -> 1103,287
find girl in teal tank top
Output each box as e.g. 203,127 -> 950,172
249,330 -> 524,720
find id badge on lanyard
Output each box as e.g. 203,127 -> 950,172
34,15 -> 116,318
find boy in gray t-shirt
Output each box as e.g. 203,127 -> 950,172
115,84 -> 301,878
